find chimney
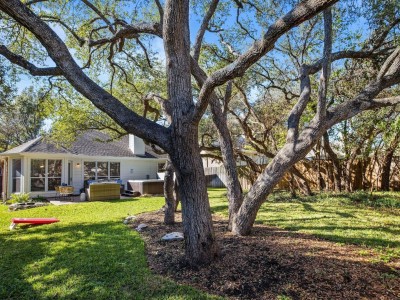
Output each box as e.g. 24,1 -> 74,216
129,135 -> 145,155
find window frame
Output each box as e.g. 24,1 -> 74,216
83,161 -> 121,181
30,159 -> 62,192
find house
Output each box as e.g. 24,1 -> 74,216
0,131 -> 167,199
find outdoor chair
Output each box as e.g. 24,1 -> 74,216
59,186 -> 74,201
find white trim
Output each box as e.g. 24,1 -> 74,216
2,153 -> 166,197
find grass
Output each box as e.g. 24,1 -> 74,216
2,189 -> 399,299
208,188 -> 400,263
0,197 -> 221,300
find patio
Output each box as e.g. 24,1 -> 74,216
49,194 -> 133,205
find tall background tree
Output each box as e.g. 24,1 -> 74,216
0,73 -> 47,152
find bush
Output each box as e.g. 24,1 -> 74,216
9,193 -> 31,204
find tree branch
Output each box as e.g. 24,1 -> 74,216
81,0 -> 116,33
26,0 -> 47,6
41,15 -> 85,46
316,7 -> 332,120
192,0 -> 339,124
192,0 -> 219,62
0,0 -> 171,151
286,65 -> 311,144
143,93 -> 172,121
88,22 -> 162,47
308,48 -> 393,75
0,45 -> 62,76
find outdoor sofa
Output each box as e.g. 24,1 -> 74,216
86,182 -> 121,201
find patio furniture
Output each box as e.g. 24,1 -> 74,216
59,186 -> 74,200
86,183 -> 120,201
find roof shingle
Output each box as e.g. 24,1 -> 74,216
1,131 -> 166,159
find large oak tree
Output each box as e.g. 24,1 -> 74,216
1,0 -> 400,265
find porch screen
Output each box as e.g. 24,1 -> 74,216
31,159 -> 62,192
12,159 -> 22,193
48,160 -> 62,191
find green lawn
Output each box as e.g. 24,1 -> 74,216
209,188 -> 400,263
0,197 -> 220,300
2,190 -> 399,299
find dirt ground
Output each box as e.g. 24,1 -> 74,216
132,211 -> 400,300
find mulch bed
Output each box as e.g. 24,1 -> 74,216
132,211 -> 400,300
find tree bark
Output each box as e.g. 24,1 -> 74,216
291,166 -> 313,196
191,62 -> 243,231
163,0 -> 218,265
380,133 -> 400,191
209,87 -> 243,230
323,132 -> 342,191
232,25 -> 400,236
169,128 -> 219,264
163,159 -> 176,225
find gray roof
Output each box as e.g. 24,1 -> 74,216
1,137 -> 43,154
1,131 -> 166,159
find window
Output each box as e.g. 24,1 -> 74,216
12,159 -> 22,193
31,159 -> 62,192
97,162 -> 108,180
31,159 -> 45,192
47,160 -> 62,191
84,161 -> 120,181
110,162 -> 120,179
84,161 -> 96,180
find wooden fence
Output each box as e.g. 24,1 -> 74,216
204,166 -> 252,190
205,156 -> 400,192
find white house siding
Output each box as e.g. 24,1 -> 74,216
78,157 -> 165,191
3,154 -> 165,198
119,158 -> 162,188
71,159 -> 83,194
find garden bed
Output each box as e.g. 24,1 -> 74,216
134,211 -> 400,300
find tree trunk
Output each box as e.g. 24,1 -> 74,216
344,159 -> 354,192
169,127 -> 219,265
232,141 -> 315,235
380,133 -> 400,191
174,179 -> 180,211
291,166 -> 313,196
323,132 -> 341,192
381,151 -> 394,191
164,0 -> 218,265
163,159 -> 176,225
191,61 -> 243,230
209,88 -> 242,230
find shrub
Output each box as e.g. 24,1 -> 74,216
9,193 -> 31,204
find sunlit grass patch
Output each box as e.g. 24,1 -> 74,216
209,188 -> 400,262
0,198 -> 221,300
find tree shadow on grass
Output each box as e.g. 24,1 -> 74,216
210,204 -> 229,214
138,212 -> 400,300
94,197 -> 142,203
280,225 -> 400,247
300,203 -> 355,218
0,221 -> 216,300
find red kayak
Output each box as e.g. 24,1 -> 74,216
10,218 -> 60,230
